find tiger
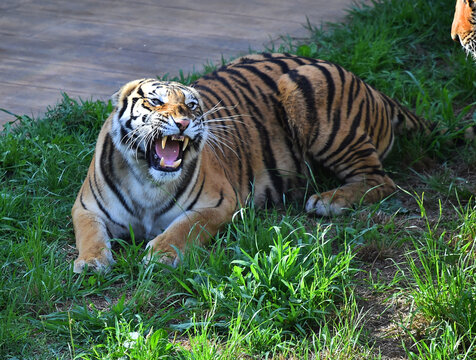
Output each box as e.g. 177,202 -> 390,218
71,53 -> 474,273
452,0 -> 476,59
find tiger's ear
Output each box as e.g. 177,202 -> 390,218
111,79 -> 147,107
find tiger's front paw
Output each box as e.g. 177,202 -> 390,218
73,249 -> 115,273
143,238 -> 180,268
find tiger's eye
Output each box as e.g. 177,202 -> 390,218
149,98 -> 164,107
187,102 -> 198,110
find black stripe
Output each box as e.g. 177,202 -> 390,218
346,75 -> 356,118
120,125 -> 130,146
314,106 -> 341,157
246,155 -> 255,195
324,100 -> 365,165
381,130 -> 395,158
396,112 -> 405,128
374,99 -> 392,151
265,58 -> 290,74
270,95 -> 302,173
100,134 -> 134,215
117,83 -> 141,119
287,56 -> 306,66
80,191 -> 88,210
324,109 -> 368,167
315,64 -> 336,123
336,148 -> 379,174
197,80 -> 256,197
265,187 -> 274,204
343,167 -> 386,180
196,82 -> 247,188
156,159 -> 199,216
117,97 -> 129,120
226,69 -> 257,97
186,176 -> 205,211
88,177 -> 126,229
93,169 -> 105,202
213,73 -> 244,106
287,69 -> 319,147
350,75 -> 362,118
105,225 -> 114,239
328,135 -> 372,169
329,135 -> 372,173
124,97 -> 140,129
239,92 -> 284,195
335,64 -> 346,100
363,89 -> 372,132
214,190 -> 225,208
233,64 -> 278,92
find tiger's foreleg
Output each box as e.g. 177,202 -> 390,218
144,200 -> 236,266
71,158 -> 116,273
71,205 -> 115,273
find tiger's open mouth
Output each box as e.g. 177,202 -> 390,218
149,135 -> 190,172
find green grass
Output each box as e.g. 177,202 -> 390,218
1,0 -> 475,358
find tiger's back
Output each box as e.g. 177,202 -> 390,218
194,53 -> 423,211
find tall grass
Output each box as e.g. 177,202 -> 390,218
402,197 -> 475,359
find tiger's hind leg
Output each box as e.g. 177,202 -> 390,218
277,65 -> 397,216
304,141 -> 396,216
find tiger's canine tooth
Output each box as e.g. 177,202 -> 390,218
160,157 -> 166,168
161,136 -> 168,150
183,137 -> 189,151
172,159 -> 182,168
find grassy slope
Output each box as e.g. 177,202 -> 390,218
0,0 -> 475,359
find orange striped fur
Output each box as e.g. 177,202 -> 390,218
452,0 -> 476,59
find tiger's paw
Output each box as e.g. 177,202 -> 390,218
305,193 -> 350,217
73,249 -> 115,274
143,240 -> 180,268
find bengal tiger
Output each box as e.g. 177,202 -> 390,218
71,53 -> 474,273
452,0 -> 476,59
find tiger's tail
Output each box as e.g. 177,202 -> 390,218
389,95 -> 476,142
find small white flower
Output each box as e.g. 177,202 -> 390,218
129,331 -> 140,340
123,331 -> 141,349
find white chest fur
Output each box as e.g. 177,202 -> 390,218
104,165 -> 189,241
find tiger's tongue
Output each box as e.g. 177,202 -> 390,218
155,140 -> 180,166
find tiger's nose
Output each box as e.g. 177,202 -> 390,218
451,31 -> 459,43
174,118 -> 190,131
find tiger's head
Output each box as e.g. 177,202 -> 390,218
452,0 -> 476,59
110,79 -> 208,183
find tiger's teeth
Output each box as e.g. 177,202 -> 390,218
172,159 -> 182,168
160,157 -> 166,167
183,137 -> 189,151
161,136 -> 168,149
